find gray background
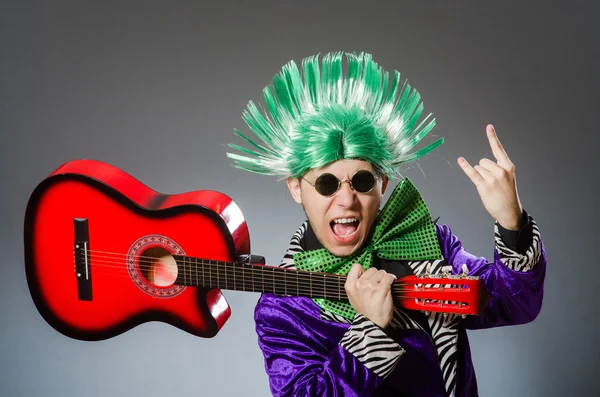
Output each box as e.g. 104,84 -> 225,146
1,1 -> 598,396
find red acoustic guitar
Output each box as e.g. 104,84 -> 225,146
24,159 -> 490,341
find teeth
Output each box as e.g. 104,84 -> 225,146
334,218 -> 358,224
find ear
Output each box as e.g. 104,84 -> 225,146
287,177 -> 303,204
380,175 -> 389,196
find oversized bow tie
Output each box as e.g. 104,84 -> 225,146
293,177 -> 443,320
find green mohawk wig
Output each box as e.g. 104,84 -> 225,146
227,51 -> 443,178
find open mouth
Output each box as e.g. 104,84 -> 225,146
330,218 -> 360,239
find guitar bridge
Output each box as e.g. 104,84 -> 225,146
74,218 -> 93,301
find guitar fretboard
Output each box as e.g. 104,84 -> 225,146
173,255 -> 349,300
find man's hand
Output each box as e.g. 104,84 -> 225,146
345,263 -> 396,329
458,124 -> 524,230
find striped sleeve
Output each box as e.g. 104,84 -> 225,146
494,212 -> 542,272
320,309 -> 352,324
279,222 -> 306,269
339,314 -> 405,378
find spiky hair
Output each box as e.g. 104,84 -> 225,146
226,51 -> 443,178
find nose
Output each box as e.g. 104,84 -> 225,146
334,180 -> 357,207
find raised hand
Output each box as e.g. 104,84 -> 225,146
345,263 -> 396,329
458,124 -> 524,230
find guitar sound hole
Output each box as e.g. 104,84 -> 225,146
138,246 -> 178,287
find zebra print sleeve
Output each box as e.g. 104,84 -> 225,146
339,314 -> 404,378
279,221 -> 307,269
495,212 -> 542,272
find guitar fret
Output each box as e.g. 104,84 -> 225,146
222,261 -> 225,289
242,264 -> 246,291
246,265 -> 252,292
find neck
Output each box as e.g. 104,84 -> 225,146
172,255 -> 349,300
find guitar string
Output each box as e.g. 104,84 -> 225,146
79,253 -> 470,292
81,258 -> 433,295
65,266 -> 466,311
80,248 -> 473,287
69,253 -> 471,308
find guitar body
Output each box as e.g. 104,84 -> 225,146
24,159 -> 251,341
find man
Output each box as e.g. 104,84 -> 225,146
226,51 -> 545,396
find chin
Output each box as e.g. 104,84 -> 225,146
325,241 -> 363,258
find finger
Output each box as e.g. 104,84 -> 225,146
346,263 -> 364,283
486,125 -> 511,166
458,157 -> 484,187
360,267 -> 379,280
478,158 -> 505,178
376,274 -> 397,294
474,165 -> 492,181
369,270 -> 389,284
383,273 -> 397,286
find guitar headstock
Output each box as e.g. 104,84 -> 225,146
394,272 -> 490,317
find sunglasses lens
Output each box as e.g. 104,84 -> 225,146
314,173 -> 339,196
351,170 -> 376,193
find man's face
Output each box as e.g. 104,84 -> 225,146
287,159 -> 388,257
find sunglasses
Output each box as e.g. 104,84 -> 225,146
302,170 -> 378,197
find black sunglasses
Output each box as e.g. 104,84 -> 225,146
302,170 -> 378,197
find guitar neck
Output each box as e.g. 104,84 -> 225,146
172,255 -> 349,300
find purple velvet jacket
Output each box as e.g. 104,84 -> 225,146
254,216 -> 546,396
